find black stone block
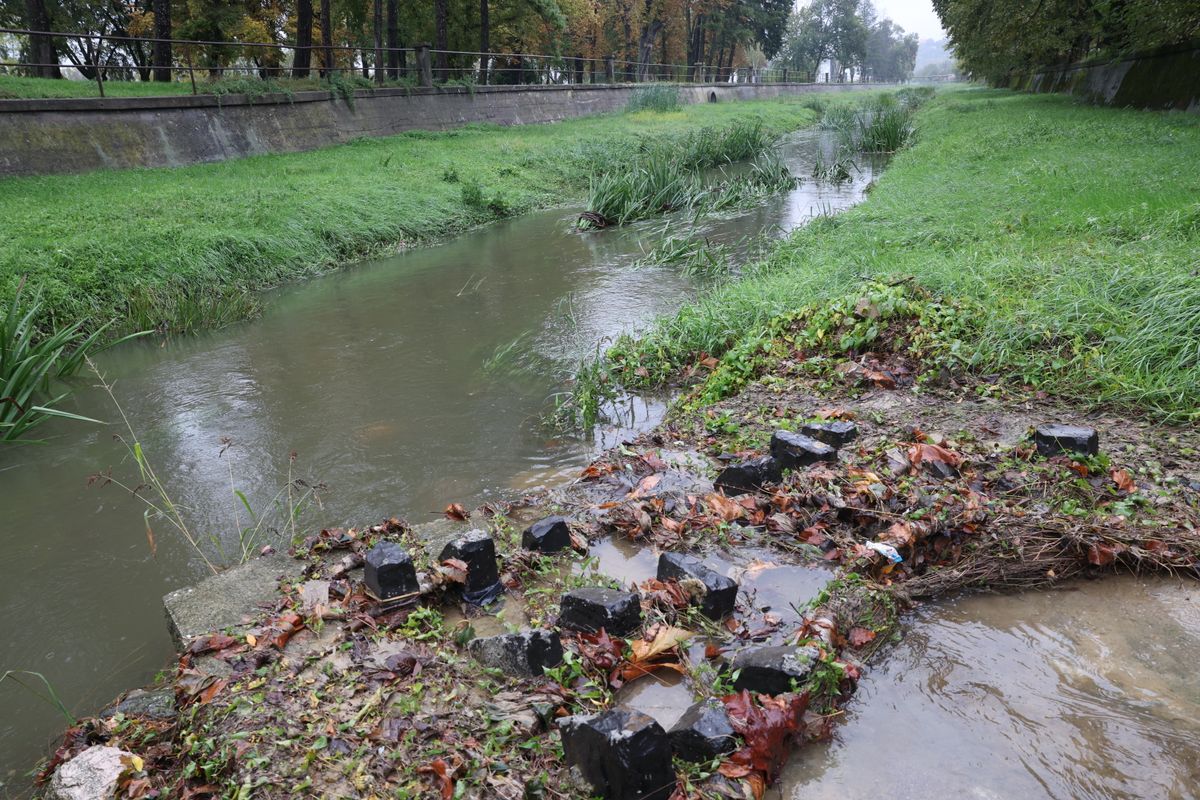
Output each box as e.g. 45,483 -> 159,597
559,708 -> 675,800
558,588 -> 642,636
714,455 -> 782,495
468,629 -> 563,678
800,420 -> 858,448
1034,424 -> 1099,457
657,552 -> 738,620
439,530 -> 504,605
729,645 -> 819,695
522,516 -> 572,553
770,430 -> 838,470
668,700 -> 737,762
364,542 -> 420,600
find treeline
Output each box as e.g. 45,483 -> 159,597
933,0 -> 1200,81
773,0 -> 918,83
0,0 -> 792,82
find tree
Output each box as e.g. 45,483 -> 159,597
22,0 -> 62,78
152,0 -> 172,80
293,0 -> 313,76
932,0 -> 1200,81
864,18 -> 917,81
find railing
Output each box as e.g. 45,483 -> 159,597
0,27 -> 825,98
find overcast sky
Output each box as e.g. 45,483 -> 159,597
869,0 -> 946,40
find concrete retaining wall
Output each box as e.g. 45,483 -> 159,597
0,82 -> 883,177
1010,42 -> 1200,112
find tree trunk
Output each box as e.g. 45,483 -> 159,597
293,0 -> 313,77
320,0 -> 333,78
22,0 -> 61,78
478,0 -> 489,84
434,0 -> 448,79
636,20 -> 663,81
373,0 -> 383,83
387,0 -> 400,78
151,0 -> 171,81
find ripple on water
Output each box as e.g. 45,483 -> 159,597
770,576 -> 1200,800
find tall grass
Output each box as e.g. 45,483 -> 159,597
852,104 -> 915,153
0,283 -> 125,442
580,120 -> 793,228
627,84 -> 681,113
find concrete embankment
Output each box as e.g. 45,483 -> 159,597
0,81 -> 885,177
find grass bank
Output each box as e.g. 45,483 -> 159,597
0,97 -> 815,334
605,89 -> 1200,420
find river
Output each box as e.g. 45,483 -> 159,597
0,129 -> 878,785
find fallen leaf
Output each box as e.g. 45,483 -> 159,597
630,626 -> 694,662
847,627 -> 876,647
1111,469 -> 1135,493
704,493 -> 746,522
443,503 -> 469,521
907,442 -> 962,469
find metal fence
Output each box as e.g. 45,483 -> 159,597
0,27 -> 828,97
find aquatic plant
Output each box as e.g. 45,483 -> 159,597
0,283 -> 117,442
852,104 -> 914,153
819,104 -> 857,133
626,84 -> 681,113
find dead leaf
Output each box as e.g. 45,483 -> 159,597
443,503 -> 469,521
1087,541 -> 1125,566
847,627 -> 876,647
629,473 -> 662,499
630,626 -> 693,662
907,443 -> 962,469
1111,469 -> 1135,493
704,493 -> 746,522
419,757 -> 455,800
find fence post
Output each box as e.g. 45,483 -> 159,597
415,43 -> 433,88
782,67 -> 788,83
691,62 -> 703,83
604,55 -> 615,84
94,35 -> 105,97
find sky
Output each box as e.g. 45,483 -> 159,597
869,0 -> 947,40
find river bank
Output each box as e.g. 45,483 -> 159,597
0,96 -> 817,336
22,89 -> 1200,798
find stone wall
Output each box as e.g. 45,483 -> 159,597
1009,42 -> 1200,112
0,82 -> 882,178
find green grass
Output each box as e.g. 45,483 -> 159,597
602,88 -> 1200,420
626,84 -> 681,113
0,73 -> 419,100
0,98 -> 816,335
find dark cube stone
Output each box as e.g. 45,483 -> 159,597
468,629 -> 564,678
800,420 -> 858,448
439,530 -> 504,605
714,455 -> 782,496
364,542 -> 420,600
559,587 -> 642,636
657,552 -> 738,620
668,700 -> 737,762
1034,424 -> 1099,457
729,645 -> 819,695
522,516 -> 572,553
559,708 -> 675,800
770,430 -> 838,470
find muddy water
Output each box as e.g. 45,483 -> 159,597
772,577 -> 1200,800
0,131 -> 879,783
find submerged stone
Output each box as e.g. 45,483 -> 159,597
668,700 -> 738,762
559,587 -> 642,636
364,542 -> 420,600
1034,424 -> 1099,457
559,708 -> 675,800
729,645 -> 820,695
800,420 -> 859,448
770,430 -> 838,470
714,455 -> 782,495
657,552 -> 738,620
439,530 -> 504,605
522,516 -> 572,553
468,628 -> 564,678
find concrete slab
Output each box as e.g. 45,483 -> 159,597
163,552 -> 304,645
